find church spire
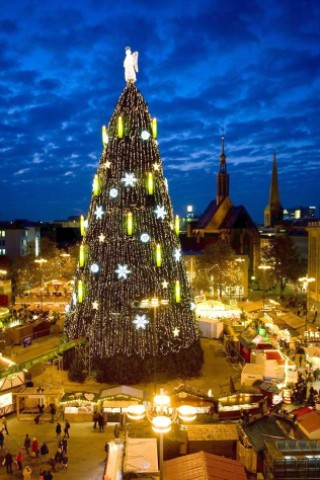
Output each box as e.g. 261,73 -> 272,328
264,149 -> 283,227
216,134 -> 229,204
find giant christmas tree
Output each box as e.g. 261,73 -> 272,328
65,49 -> 203,384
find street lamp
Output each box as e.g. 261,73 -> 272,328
258,265 -> 273,308
34,258 -> 48,310
127,389 -> 196,480
299,276 -> 315,329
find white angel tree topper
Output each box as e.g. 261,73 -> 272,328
124,47 -> 139,83
64,49 -> 202,385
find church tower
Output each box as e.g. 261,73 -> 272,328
264,149 -> 283,227
216,135 -> 230,204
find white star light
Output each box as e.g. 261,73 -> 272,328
153,163 -> 160,171
92,301 -> 99,310
173,327 -> 180,337
103,160 -> 111,169
133,314 -> 149,329
174,249 -> 182,261
98,233 -> 106,242
154,205 -> 167,220
121,172 -> 137,187
94,206 -> 105,220
162,280 -> 169,289
115,264 -> 131,280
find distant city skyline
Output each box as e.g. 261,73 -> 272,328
1,0 -> 319,223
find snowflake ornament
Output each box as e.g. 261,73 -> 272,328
115,264 -> 131,280
174,248 -> 182,261
133,314 -> 149,329
154,205 -> 167,220
121,172 -> 137,187
94,206 -> 105,220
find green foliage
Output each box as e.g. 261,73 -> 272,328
260,236 -> 306,293
11,238 -> 78,294
192,239 -> 241,296
68,354 -> 86,383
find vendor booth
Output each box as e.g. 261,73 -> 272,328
218,393 -> 266,420
171,384 -> 217,414
60,391 -> 99,422
197,317 -> 224,339
100,386 -> 144,422
14,386 -> 64,419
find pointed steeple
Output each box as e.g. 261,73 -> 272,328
216,134 -> 229,204
264,149 -> 283,226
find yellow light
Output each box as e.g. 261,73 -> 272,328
102,125 -> 108,145
152,117 -> 157,139
175,280 -> 181,303
177,405 -> 197,422
92,174 -> 100,196
80,215 -> 85,236
152,416 -> 172,434
78,280 -> 83,303
154,392 -> 171,408
126,404 -> 146,421
147,172 -> 154,195
156,244 -> 162,267
175,215 -> 180,235
118,116 -> 124,138
127,212 -> 133,235
79,245 -> 85,267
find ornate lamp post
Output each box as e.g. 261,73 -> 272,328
127,389 -> 196,480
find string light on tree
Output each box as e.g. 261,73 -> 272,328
115,264 -> 131,280
102,125 -> 108,145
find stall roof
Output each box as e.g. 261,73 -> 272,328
14,386 -> 64,398
164,451 -> 247,480
244,415 -> 293,452
187,424 -> 239,442
297,411 -> 320,439
60,391 -> 99,404
123,438 -> 158,474
100,385 -> 143,400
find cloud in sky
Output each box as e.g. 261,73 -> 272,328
0,0 -> 320,223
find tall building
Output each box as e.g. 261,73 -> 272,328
264,150 -> 283,227
182,136 -> 260,281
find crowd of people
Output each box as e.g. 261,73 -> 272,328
0,416 -> 72,478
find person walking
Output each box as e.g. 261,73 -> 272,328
31,437 -> 39,457
4,450 -> 13,474
40,442 -> 49,461
24,434 -> 31,455
55,422 -> 62,439
23,465 -> 32,480
62,453 -> 68,469
1,416 -> 9,435
16,449 -> 23,471
63,419 -> 70,438
0,430 -> 4,451
61,437 -> 68,455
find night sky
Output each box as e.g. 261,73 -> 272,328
1,0 -> 319,224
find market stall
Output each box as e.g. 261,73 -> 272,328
14,386 -> 64,420
60,391 -> 99,422
100,386 -> 144,422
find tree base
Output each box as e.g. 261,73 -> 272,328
93,339 -> 204,384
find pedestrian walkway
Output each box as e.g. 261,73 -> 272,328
1,415 -> 114,479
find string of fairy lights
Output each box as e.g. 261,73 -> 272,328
64,83 -> 200,359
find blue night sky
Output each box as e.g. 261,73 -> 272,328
1,0 -> 319,224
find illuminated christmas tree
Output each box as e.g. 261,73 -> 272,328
65,49 -> 203,383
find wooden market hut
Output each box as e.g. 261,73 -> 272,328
59,391 -> 100,422
100,386 -> 144,422
14,386 -> 64,420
